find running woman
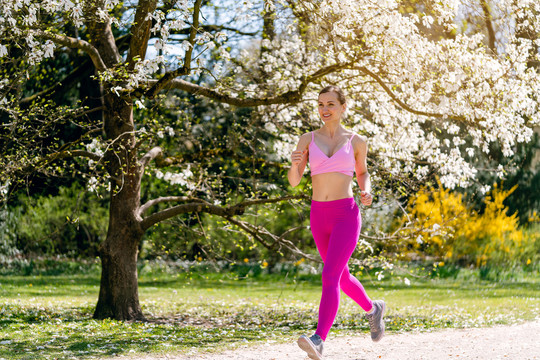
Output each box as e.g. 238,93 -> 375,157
287,85 -> 386,360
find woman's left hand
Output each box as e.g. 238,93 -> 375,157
360,191 -> 373,206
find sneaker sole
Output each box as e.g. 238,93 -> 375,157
297,336 -> 323,360
372,301 -> 386,342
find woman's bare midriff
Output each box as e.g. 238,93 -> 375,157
311,172 -> 354,201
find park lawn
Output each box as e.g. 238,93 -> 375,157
0,269 -> 538,359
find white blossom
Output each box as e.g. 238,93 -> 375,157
264,122 -> 277,134
85,139 -> 104,157
43,40 -> 55,58
480,184 -> 491,194
162,166 -> 194,189
0,180 -> 9,197
111,86 -> 123,97
164,126 -> 175,136
496,164 -> 505,178
87,177 -> 99,193
134,100 -> 146,109
181,40 -> 192,51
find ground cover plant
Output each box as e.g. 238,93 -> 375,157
0,262 -> 538,359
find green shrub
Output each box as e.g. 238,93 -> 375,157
0,206 -> 21,261
10,183 -> 108,257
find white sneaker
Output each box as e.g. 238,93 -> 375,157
297,334 -> 324,360
366,300 -> 386,342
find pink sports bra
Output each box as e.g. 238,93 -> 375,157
309,132 -> 356,176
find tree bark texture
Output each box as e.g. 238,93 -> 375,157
93,91 -> 146,320
80,0 -> 150,320
93,220 -> 144,320
84,0 -> 145,317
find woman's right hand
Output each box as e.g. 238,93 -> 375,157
291,149 -> 308,167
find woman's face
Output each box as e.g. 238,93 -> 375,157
318,91 -> 346,123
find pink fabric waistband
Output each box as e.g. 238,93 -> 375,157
311,197 -> 356,208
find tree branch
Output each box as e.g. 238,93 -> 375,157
144,61 -> 352,104
239,195 -> 309,207
139,195 -> 207,216
170,24 -> 258,37
139,146 -> 163,169
10,149 -> 104,180
49,149 -> 103,162
141,202 -> 244,230
140,194 -> 307,230
226,216 -> 320,263
151,78 -> 303,105
14,127 -> 104,178
144,0 -> 204,97
184,0 -> 203,71
34,30 -> 107,72
126,0 -> 159,71
357,66 -> 468,121
480,0 -> 496,53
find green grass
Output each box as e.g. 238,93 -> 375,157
0,266 -> 539,359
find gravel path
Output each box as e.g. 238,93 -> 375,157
140,320 -> 540,360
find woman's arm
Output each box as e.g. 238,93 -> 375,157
287,133 -> 311,187
353,135 -> 373,205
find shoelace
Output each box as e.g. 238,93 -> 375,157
367,312 -> 376,329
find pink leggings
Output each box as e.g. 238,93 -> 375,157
310,197 -> 373,340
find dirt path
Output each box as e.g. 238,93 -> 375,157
139,320 -> 540,360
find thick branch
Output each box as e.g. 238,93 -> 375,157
35,30 -> 107,72
83,1 -> 121,66
480,0 -> 496,53
139,196 -> 206,215
127,0 -> 159,70
144,61 -> 351,104
140,194 -> 307,230
144,0 -> 203,97
139,146 -> 162,169
151,78 -> 302,105
141,202 -> 244,230
184,0 -> 203,71
357,66 -> 468,121
263,0 -> 276,42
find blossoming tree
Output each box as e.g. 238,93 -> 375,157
1,0 -> 538,320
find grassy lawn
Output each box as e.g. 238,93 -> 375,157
0,265 -> 538,359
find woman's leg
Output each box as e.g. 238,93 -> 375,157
310,207 -> 331,262
314,204 -> 363,340
340,265 -> 373,312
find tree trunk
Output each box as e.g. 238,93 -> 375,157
93,91 -> 145,320
93,221 -> 144,320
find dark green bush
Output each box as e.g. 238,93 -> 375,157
7,183 -> 108,257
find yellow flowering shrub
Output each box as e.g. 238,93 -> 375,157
401,182 -> 536,267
